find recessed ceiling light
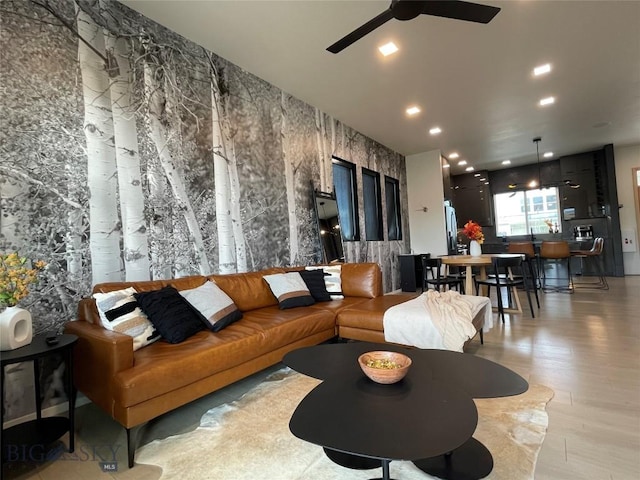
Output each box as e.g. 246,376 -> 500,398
429,127 -> 442,135
406,106 -> 421,116
378,41 -> 399,56
442,163 -> 450,169
544,151 -> 553,158
484,182 -> 489,185
529,180 -> 538,188
502,160 -> 511,165
534,63 -> 552,76
539,96 -> 555,106
458,160 -> 467,166
465,166 -> 475,172
474,173 -> 481,177
449,152 -> 459,159
479,178 -> 486,182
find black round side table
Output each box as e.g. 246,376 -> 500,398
1,334 -> 78,471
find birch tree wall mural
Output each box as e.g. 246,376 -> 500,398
1,0 -> 410,417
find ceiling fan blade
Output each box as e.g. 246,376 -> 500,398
327,8 -> 395,53
421,0 -> 500,24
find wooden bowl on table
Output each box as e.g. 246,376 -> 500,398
358,351 -> 412,384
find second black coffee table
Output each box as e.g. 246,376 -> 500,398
283,342 -> 528,480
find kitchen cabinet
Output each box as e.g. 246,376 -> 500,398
560,152 -> 605,219
451,171 -> 492,226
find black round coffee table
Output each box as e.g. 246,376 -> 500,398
283,342 -> 528,480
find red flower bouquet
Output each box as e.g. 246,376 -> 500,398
462,221 -> 484,244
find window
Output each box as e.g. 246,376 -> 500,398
494,187 -> 562,236
362,168 -> 383,241
385,176 -> 402,240
532,196 -> 543,212
546,194 -> 557,210
332,158 -> 360,241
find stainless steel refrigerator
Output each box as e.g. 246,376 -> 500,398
444,200 -> 458,255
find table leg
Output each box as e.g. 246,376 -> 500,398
413,437 -> 493,480
478,266 -> 488,296
33,359 -> 41,421
67,347 -> 75,453
1,362 -> 4,466
381,459 -> 390,480
465,266 -> 473,295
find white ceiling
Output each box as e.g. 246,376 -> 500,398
122,0 -> 640,175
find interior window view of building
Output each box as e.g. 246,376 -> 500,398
1,2 -> 639,480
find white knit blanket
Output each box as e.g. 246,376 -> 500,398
383,290 -> 493,352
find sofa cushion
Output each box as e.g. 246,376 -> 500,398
134,286 -> 205,343
340,263 -> 383,298
113,306 -> 336,408
179,281 -> 242,332
263,272 -> 315,309
336,294 -> 418,331
239,306 -> 336,350
298,269 -> 332,302
92,288 -> 159,351
209,268 -> 283,312
113,326 -> 267,407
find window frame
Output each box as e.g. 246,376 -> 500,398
331,157 -> 360,241
362,167 -> 384,241
384,175 -> 403,241
494,187 -> 562,236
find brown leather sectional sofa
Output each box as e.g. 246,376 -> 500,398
64,262 -> 483,467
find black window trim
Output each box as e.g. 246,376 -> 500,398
362,167 -> 384,241
331,156 -> 360,242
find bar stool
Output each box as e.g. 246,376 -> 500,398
507,242 -> 540,308
570,237 -> 609,289
539,241 -> 573,293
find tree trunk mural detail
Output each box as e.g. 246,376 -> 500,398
103,22 -> 150,281
142,50 -> 211,275
76,5 -> 122,284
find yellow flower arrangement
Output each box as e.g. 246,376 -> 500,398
0,253 -> 46,307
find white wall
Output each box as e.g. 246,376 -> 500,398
406,150 -> 448,256
614,144 -> 640,275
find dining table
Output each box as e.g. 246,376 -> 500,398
439,253 -> 525,314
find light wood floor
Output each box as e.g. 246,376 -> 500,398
466,275 -> 640,479
3,276 -> 639,479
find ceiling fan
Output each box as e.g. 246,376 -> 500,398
327,0 -> 501,54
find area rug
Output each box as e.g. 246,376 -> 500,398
136,369 -> 554,480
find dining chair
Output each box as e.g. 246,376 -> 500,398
539,241 -> 573,293
475,255 -> 535,323
570,237 -> 608,289
507,241 -> 541,308
423,257 -> 464,293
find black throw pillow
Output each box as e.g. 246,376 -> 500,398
298,269 -> 332,302
134,286 -> 205,344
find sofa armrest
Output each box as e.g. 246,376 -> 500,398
63,320 -> 134,413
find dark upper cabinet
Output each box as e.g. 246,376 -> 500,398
451,171 -> 493,226
559,151 -> 605,219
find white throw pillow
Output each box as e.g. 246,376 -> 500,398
263,272 -> 315,309
92,287 -> 159,351
179,281 -> 242,332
